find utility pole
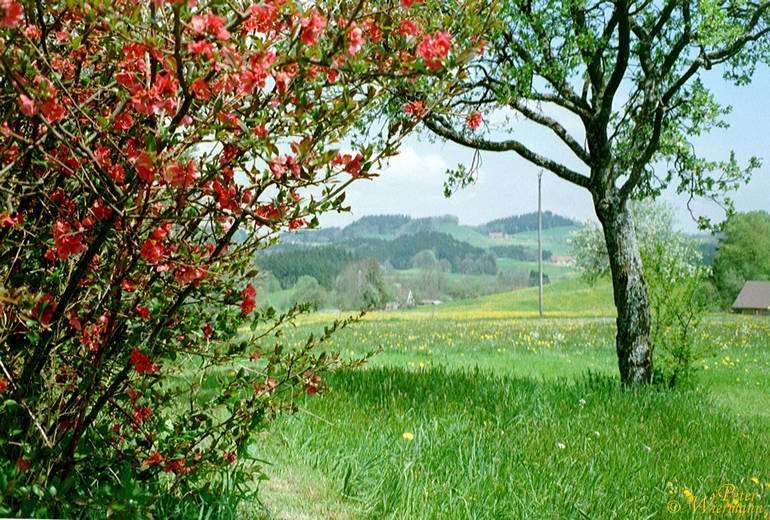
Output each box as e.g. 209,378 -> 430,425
538,170 -> 543,317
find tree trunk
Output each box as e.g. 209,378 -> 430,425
595,196 -> 653,385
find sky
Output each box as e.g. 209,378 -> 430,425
318,65 -> 770,234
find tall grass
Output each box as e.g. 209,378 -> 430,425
263,367 -> 769,519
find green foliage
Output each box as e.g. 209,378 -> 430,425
411,249 -> 439,269
292,276 -> 328,311
335,258 -> 390,310
490,244 -> 552,262
712,211 -> 770,306
645,243 -> 711,388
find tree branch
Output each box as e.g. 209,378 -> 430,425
423,115 -> 591,188
510,99 -> 591,164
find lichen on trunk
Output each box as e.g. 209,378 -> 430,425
596,195 -> 653,385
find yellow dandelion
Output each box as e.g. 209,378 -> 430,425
402,432 -> 414,440
750,477 -> 759,485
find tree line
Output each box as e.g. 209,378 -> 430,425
479,211 -> 578,235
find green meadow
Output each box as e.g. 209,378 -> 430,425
248,279 -> 770,519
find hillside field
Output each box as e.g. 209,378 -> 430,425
438,223 -> 578,257
237,279 -> 770,519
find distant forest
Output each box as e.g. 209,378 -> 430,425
345,231 -> 497,275
256,246 -> 357,289
257,231 -> 498,288
479,211 -> 578,235
490,245 -> 552,262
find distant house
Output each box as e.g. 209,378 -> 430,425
488,232 -> 505,239
732,281 -> 770,316
390,284 -> 415,309
549,254 -> 575,266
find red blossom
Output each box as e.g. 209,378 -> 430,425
465,111 -> 482,130
404,100 -> 424,117
24,23 -> 40,38
174,265 -> 207,286
52,219 -> 87,260
1,213 -> 22,227
32,295 -> 57,327
165,457 -> 192,475
130,348 -> 158,374
400,0 -> 423,6
254,124 -> 267,138
109,164 -> 125,183
133,152 -> 155,183
133,405 -> 152,429
16,456 -> 30,473
241,283 -> 256,315
187,40 -> 214,59
363,21 -> 382,44
113,111 -> 133,131
345,153 -> 363,177
305,371 -> 322,395
191,78 -> 211,100
416,31 -> 451,70
348,22 -> 364,55
325,67 -> 339,83
300,11 -> 326,46
135,305 -> 150,320
143,451 -> 163,467
69,317 -> 82,331
140,238 -> 167,264
398,20 -> 420,38
0,377 -> 8,394
189,13 -> 230,41
18,94 -> 36,116
92,199 -> 112,220
1,0 -> 22,29
163,159 -> 198,188
152,223 -> 172,240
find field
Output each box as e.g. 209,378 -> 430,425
247,279 -> 770,519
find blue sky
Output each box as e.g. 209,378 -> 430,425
319,65 -> 770,233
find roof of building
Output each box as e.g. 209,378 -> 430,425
732,280 -> 770,310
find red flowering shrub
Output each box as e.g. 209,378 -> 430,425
0,0 -> 487,516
